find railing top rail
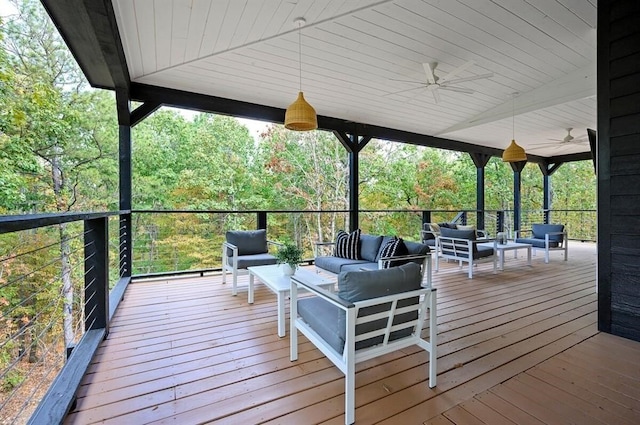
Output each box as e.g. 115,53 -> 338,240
0,210 -> 127,234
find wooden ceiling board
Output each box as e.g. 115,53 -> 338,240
111,0 -> 597,158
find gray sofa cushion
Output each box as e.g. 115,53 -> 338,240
404,240 -> 430,265
315,256 -> 369,274
230,253 -> 278,269
298,263 -> 423,354
359,234 -> 383,262
474,245 -> 495,259
226,229 -> 268,256
340,262 -> 378,272
532,224 -> 564,242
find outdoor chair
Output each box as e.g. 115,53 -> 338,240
435,227 -> 496,278
515,223 -> 568,263
222,229 -> 279,295
290,262 -> 437,424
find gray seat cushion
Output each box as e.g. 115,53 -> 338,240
298,263 -> 423,354
474,245 -> 495,259
340,262 -> 378,272
359,234 -> 383,262
229,253 -> 277,268
515,237 -> 559,248
315,256 -> 369,274
226,229 -> 268,256
403,240 -> 430,266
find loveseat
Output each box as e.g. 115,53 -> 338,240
314,230 -> 431,281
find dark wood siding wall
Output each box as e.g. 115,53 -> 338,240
598,0 -> 640,341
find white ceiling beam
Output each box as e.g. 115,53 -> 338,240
436,62 -> 596,135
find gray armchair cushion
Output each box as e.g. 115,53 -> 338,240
439,227 -> 476,241
226,229 -> 268,256
515,237 -> 559,248
531,224 -> 565,242
359,234 -> 383,262
338,262 -> 422,302
298,263 -> 423,354
229,253 -> 277,269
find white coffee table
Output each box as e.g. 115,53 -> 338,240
477,241 -> 532,271
247,264 -> 334,337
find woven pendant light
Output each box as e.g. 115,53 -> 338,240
502,93 -> 527,162
285,18 -> 317,131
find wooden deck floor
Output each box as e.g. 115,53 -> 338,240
65,243 -> 640,424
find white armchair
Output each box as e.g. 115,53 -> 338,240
290,262 -> 437,424
221,229 -> 279,295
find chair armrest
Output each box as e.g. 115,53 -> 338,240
421,230 -> 439,242
223,241 -> 239,255
290,275 -> 353,310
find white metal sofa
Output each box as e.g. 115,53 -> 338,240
435,227 -> 497,279
515,223 -> 568,263
221,229 -> 279,295
290,262 -> 437,424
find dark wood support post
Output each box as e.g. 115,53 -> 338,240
509,161 -> 527,233
470,153 -> 491,230
538,162 -> 563,224
333,129 -> 371,232
257,212 -> 267,230
85,217 -> 109,334
117,90 -> 132,278
422,211 -> 432,230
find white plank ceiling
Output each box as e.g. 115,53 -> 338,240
112,0 -> 597,157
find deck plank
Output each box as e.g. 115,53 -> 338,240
63,243 -> 640,425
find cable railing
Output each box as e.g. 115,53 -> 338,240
0,212 -> 121,425
0,207 -> 596,424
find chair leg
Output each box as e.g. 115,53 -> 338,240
232,268 -> 238,296
345,358 -> 355,424
428,290 -> 437,388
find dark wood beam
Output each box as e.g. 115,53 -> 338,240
41,0 -> 130,91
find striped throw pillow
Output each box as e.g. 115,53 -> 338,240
379,237 -> 409,268
334,229 -> 361,260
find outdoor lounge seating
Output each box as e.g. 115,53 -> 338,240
515,223 -> 568,263
314,231 -> 432,281
290,262 -> 437,424
222,229 -> 279,295
421,222 -> 488,247
435,227 -> 497,278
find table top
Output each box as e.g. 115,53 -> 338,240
247,264 -> 332,293
477,241 -> 532,250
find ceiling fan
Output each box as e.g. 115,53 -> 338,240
533,128 -> 589,148
387,60 -> 493,103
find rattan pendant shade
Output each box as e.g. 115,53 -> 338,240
285,91 -> 317,131
502,139 -> 527,162
502,93 -> 527,162
284,18 -> 317,132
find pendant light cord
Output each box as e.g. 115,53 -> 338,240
298,22 -> 302,92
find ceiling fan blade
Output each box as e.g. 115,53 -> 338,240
440,60 -> 475,83
389,78 -> 425,84
439,86 -> 475,94
383,86 -> 425,96
423,62 -> 437,84
431,88 -> 441,103
441,73 -> 494,86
